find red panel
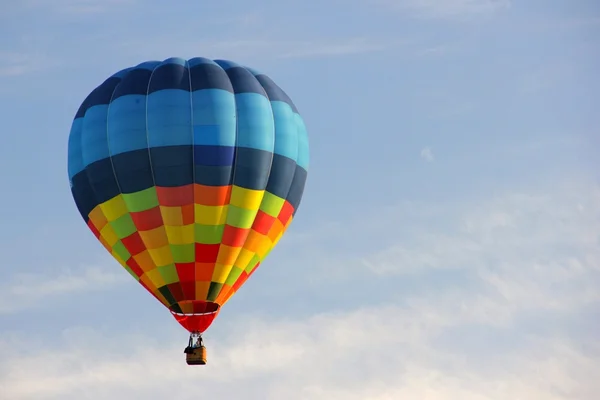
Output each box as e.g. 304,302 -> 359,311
221,225 -> 250,247
195,243 -> 220,263
176,262 -> 195,282
181,204 -> 195,225
195,263 -> 215,281
167,283 -> 185,302
126,257 -> 144,277
251,210 -> 276,235
193,184 -> 231,206
232,271 -> 249,291
171,303 -> 221,333
156,184 -> 194,207
87,220 -> 101,238
130,206 -> 163,231
277,201 -> 294,225
180,282 -> 196,300
121,231 -> 146,256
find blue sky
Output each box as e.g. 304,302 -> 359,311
1,1 -> 599,399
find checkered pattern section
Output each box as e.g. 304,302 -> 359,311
68,57 -> 309,323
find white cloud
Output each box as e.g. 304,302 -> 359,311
0,266 -> 128,314
420,146 -> 435,162
377,0 -> 511,20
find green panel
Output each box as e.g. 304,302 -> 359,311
158,264 -> 179,285
158,286 -> 177,306
259,192 -> 285,217
122,187 -> 159,212
112,240 -> 131,261
225,266 -> 243,286
194,224 -> 225,244
244,255 -> 260,273
109,213 -> 137,239
226,205 -> 256,229
170,244 -> 195,263
207,282 -> 223,301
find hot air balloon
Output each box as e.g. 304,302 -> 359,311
67,57 -> 309,365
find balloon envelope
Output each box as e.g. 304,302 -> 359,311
67,57 -> 309,332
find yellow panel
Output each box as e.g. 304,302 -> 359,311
195,281 -> 210,300
164,224 -> 195,245
216,244 -> 241,265
194,204 -> 227,225
160,205 -> 183,226
242,230 -> 262,253
133,250 -> 156,272
234,248 -> 255,269
212,263 -> 233,283
100,194 -> 128,221
99,237 -> 112,253
88,206 -> 108,230
179,302 -> 194,314
145,269 -> 167,289
138,226 -> 169,249
229,186 -> 265,211
139,274 -> 157,292
148,245 -> 174,267
255,236 -> 272,258
99,224 -> 119,247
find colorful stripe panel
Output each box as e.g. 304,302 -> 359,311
68,57 -> 309,317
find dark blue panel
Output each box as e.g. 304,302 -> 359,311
193,145 -> 235,167
225,67 -> 266,96
194,165 -> 233,186
287,166 -> 307,212
111,68 -> 154,101
232,147 -> 272,190
71,172 -> 97,221
148,64 -> 190,94
149,145 -> 193,187
265,154 -> 296,199
254,74 -> 298,113
85,158 -> 121,205
189,63 -> 234,93
75,76 -> 122,119
111,149 -> 155,194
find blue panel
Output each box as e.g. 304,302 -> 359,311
107,95 -> 148,155
191,89 -> 236,146
235,93 -> 275,152
287,165 -> 307,212
111,68 -> 154,101
193,145 -> 234,167
232,147 -> 272,190
271,101 -> 299,161
149,145 -> 193,187
265,154 -> 295,199
189,63 -> 233,92
85,158 -> 121,205
75,76 -> 122,118
68,118 -> 84,179
81,105 -> 110,167
295,114 -> 310,171
146,89 -> 192,147
188,57 -> 216,68
213,59 -> 240,70
162,57 -> 187,66
255,74 -> 298,113
194,165 -> 232,186
71,171 -> 96,221
148,62 -> 190,94
111,149 -> 154,194
224,66 -> 266,96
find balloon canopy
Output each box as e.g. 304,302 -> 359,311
67,57 -> 309,333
